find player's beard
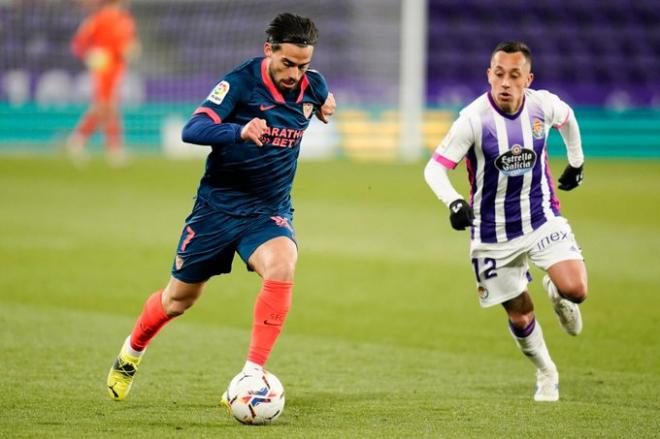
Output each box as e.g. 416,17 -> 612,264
269,66 -> 298,93
278,79 -> 297,91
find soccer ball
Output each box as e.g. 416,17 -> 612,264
224,370 -> 285,425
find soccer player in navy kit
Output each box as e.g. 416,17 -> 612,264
425,42 -> 587,402
107,13 -> 336,401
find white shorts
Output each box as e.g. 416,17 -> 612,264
470,216 -> 583,308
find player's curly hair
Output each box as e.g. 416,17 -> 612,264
491,41 -> 532,68
266,13 -> 318,49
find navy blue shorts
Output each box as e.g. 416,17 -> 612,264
171,199 -> 296,283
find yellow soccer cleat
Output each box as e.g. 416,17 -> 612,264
220,390 -> 231,413
107,348 -> 141,401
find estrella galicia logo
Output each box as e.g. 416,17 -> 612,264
495,144 -> 537,177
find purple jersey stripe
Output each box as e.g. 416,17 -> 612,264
479,112 -> 498,243
505,176 -> 524,239
529,110 -> 548,230
503,116 -> 526,240
530,162 -> 546,229
466,148 -> 478,240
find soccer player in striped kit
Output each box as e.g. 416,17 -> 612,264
106,13 -> 335,402
424,41 -> 587,402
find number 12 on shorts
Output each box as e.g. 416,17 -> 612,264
471,257 -> 497,282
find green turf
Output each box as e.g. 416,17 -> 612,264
1,156 -> 659,438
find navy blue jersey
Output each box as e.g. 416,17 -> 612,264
182,57 -> 329,216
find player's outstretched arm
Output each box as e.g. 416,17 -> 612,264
315,92 -> 335,124
181,114 -> 242,147
424,159 -> 473,231
556,108 -> 585,191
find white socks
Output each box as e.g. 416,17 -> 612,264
123,336 -> 145,358
510,320 -> 556,372
243,360 -> 264,373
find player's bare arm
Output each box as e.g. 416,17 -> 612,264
241,117 -> 268,147
315,92 -> 335,123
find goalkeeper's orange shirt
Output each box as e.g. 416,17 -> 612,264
71,5 -> 136,68
71,5 -> 136,102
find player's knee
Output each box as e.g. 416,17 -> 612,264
560,279 -> 588,303
263,259 -> 296,281
508,312 -> 535,331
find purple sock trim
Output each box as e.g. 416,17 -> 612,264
509,318 -> 536,338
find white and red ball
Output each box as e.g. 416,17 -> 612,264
225,370 -> 285,425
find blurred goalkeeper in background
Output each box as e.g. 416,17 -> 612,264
67,0 -> 139,166
425,41 -> 588,402
106,12 -> 335,403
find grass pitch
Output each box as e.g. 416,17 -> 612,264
1,156 -> 659,438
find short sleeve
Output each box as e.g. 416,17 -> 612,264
431,115 -> 474,169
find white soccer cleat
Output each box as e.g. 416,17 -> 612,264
543,275 -> 583,336
106,148 -> 130,168
534,367 -> 559,402
65,134 -> 90,167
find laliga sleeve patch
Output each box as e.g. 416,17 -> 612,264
207,80 -> 230,105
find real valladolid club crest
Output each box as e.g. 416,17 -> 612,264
532,118 -> 544,139
303,103 -> 314,119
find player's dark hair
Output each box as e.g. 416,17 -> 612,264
491,41 -> 532,68
266,13 -> 318,49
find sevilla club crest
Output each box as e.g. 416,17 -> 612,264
303,103 -> 314,119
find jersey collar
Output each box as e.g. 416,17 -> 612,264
487,91 -> 525,120
260,58 -> 309,104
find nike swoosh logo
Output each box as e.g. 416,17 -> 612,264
263,320 -> 282,327
260,104 -> 276,111
452,204 -> 462,213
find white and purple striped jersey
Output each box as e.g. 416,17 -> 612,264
432,89 -> 571,244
